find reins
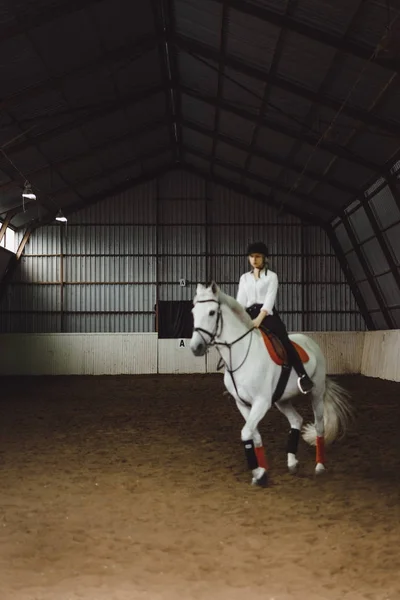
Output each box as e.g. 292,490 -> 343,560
194,298 -> 255,407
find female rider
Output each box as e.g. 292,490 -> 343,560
236,241 -> 314,394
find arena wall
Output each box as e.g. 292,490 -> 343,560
1,330 -> 398,381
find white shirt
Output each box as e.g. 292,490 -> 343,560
236,269 -> 279,315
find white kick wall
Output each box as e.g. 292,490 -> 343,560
0,331 -> 398,381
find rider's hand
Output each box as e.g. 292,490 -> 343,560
252,310 -> 268,329
252,316 -> 263,328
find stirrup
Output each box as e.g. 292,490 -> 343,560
297,374 -> 313,395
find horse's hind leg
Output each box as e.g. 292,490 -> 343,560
311,391 -> 326,475
275,400 -> 303,474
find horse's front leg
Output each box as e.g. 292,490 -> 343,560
237,396 -> 271,487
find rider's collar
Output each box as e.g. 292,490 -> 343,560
250,268 -> 267,276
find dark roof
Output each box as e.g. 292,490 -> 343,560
0,0 -> 399,229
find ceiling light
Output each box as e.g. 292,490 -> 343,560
22,182 -> 36,201
55,209 -> 67,223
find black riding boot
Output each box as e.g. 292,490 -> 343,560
285,343 -> 314,394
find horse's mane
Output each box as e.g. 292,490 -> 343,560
194,283 -> 255,330
218,290 -> 254,330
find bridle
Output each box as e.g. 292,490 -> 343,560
193,298 -> 255,407
193,298 -> 223,346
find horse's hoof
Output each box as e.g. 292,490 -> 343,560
251,471 -> 268,487
288,462 -> 298,475
315,463 -> 326,475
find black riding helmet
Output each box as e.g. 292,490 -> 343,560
247,241 -> 268,256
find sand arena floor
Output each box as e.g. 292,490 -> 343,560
0,373 -> 399,600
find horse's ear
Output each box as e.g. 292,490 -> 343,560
210,280 -> 218,294
196,283 -> 205,294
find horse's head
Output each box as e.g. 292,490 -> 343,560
190,281 -> 221,356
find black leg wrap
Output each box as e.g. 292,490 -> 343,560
286,428 -> 300,455
242,439 -> 258,470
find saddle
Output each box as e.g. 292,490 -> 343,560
219,325 -> 311,406
260,330 -> 309,366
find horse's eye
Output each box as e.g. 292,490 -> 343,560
209,310 -> 216,317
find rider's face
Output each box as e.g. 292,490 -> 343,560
248,253 -> 265,270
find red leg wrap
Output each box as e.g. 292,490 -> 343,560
255,446 -> 269,470
316,436 -> 325,465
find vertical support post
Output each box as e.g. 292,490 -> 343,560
300,219 -> 306,332
60,225 -> 65,333
155,176 -> 160,373
205,180 -> 210,283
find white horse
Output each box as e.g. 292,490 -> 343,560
190,282 -> 352,487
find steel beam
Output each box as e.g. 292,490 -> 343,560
16,225 -> 33,259
180,85 -> 382,174
342,216 -> 395,328
39,163 -> 175,225
184,145 -> 338,212
182,161 -> 324,226
151,0 -> 181,163
325,224 -> 375,330
0,0 -> 104,44
211,0 -> 400,74
182,118 -> 357,195
0,33 -> 162,112
4,84 -> 166,156
0,211 -> 14,243
269,1 -> 368,211
363,200 -> 400,294
210,0 -> 229,177
242,0 -> 299,183
0,118 -> 171,193
166,0 -> 183,162
175,34 -> 400,136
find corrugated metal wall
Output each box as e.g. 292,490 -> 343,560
332,165 -> 400,330
0,169 -> 363,332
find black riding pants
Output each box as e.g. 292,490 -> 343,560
246,304 -> 306,377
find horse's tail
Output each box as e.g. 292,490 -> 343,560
302,377 -> 353,446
